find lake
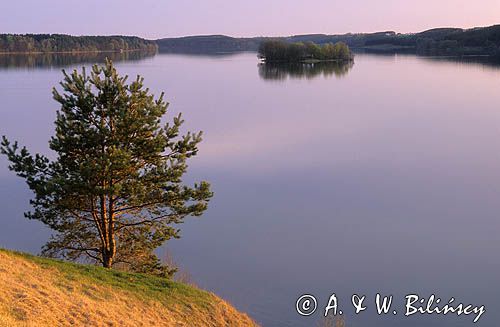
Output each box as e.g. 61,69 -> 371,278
1,51 -> 499,327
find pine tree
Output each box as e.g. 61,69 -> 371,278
1,59 -> 212,276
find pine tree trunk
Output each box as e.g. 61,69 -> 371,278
103,251 -> 113,268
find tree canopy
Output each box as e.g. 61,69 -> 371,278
258,40 -> 353,62
0,34 -> 157,53
1,60 -> 212,277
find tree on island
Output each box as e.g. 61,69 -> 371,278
1,60 -> 212,277
258,40 -> 353,62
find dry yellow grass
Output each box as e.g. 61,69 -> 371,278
0,250 -> 258,327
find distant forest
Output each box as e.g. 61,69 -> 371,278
2,25 -> 500,57
158,25 -> 500,57
0,35 -> 157,53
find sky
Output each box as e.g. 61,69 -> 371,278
1,0 -> 499,39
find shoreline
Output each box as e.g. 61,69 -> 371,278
260,58 -> 354,64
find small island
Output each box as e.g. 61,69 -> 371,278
258,40 -> 353,63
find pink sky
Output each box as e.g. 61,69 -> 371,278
1,0 -> 499,38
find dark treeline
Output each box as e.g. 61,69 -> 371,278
258,40 -> 353,62
0,34 -> 158,53
258,61 -> 354,81
156,35 -> 262,54
415,26 -> 500,56
3,25 -> 500,57
157,25 -> 500,57
285,26 -> 500,56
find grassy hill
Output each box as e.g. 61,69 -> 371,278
0,249 -> 257,327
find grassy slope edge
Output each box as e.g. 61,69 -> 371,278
0,249 -> 257,327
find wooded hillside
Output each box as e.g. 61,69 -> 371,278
0,34 -> 157,53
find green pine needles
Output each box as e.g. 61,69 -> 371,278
1,59 -> 213,277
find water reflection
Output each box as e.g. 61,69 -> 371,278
422,55 -> 500,70
258,61 -> 354,81
2,52 -> 500,327
0,50 -> 156,70
356,50 -> 500,70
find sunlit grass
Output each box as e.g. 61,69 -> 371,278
0,248 -> 256,326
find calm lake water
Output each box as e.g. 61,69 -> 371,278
1,52 -> 499,327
